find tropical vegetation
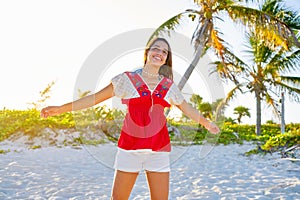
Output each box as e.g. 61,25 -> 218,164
0,106 -> 299,158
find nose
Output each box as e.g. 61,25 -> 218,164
155,48 -> 164,54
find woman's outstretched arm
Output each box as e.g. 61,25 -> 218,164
177,100 -> 220,134
41,83 -> 114,118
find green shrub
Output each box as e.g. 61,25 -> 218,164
0,109 -> 75,142
261,130 -> 300,151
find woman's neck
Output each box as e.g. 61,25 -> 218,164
143,64 -> 159,75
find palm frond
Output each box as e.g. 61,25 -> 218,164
266,49 -> 300,74
215,83 -> 245,119
193,0 -> 235,8
280,50 -> 300,73
262,0 -> 300,30
226,5 -> 300,50
212,46 -> 250,84
149,12 -> 186,42
248,33 -> 274,64
264,47 -> 286,71
273,80 -> 300,102
214,61 -> 239,85
210,28 -> 226,60
280,76 -> 300,86
265,91 -> 280,120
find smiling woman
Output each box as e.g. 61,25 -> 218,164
40,37 -> 220,199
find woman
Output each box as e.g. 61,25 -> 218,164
41,37 -> 220,200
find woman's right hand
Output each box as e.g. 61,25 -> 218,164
40,106 -> 62,118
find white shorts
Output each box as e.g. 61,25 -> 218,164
114,148 -> 170,173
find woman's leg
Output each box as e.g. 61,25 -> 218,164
145,171 -> 169,200
111,170 -> 139,200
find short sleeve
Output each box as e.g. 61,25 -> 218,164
165,83 -> 185,105
111,72 -> 138,98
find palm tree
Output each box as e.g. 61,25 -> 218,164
233,106 -> 251,123
216,0 -> 300,134
211,98 -> 227,121
224,117 -> 237,124
190,94 -> 213,119
190,93 -> 204,111
151,0 -> 300,134
151,0 -> 300,92
190,94 -> 227,120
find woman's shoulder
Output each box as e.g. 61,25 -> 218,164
114,67 -> 142,77
121,67 -> 142,73
131,68 -> 142,74
122,68 -> 142,77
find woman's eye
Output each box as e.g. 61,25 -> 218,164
151,47 -> 168,55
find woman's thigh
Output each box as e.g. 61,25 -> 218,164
111,170 -> 139,200
145,171 -> 169,200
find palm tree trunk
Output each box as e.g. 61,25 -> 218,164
166,45 -> 204,116
237,116 -> 241,124
177,19 -> 209,91
281,92 -> 285,133
178,42 -> 205,91
255,91 -> 262,135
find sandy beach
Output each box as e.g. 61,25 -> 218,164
1,143 -> 299,199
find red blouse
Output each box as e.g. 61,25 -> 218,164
118,71 -> 173,152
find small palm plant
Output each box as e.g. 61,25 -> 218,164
234,106 -> 251,124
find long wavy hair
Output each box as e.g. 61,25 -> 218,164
144,38 -> 173,80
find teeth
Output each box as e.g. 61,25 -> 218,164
153,56 -> 161,61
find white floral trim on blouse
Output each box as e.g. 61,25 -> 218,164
111,68 -> 184,105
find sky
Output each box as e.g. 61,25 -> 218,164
0,0 -> 299,124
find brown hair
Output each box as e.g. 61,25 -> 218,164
144,38 -> 173,80
158,65 -> 173,80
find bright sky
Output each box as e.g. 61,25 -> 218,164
0,0 -> 299,124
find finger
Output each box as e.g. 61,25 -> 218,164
40,111 -> 44,118
41,107 -> 47,113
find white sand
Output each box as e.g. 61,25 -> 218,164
0,143 -> 299,199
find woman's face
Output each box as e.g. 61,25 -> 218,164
146,40 -> 169,67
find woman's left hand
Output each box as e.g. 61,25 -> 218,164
206,122 -> 220,134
